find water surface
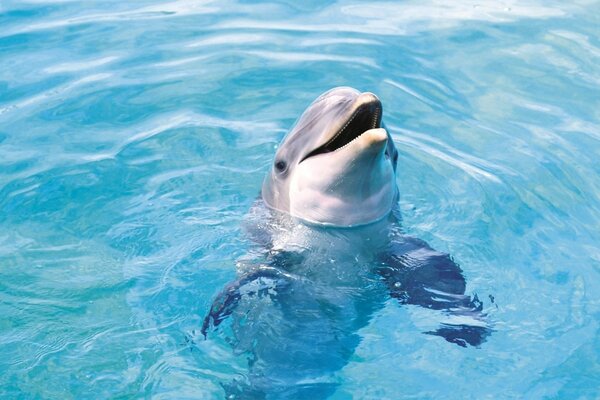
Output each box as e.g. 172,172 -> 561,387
1,0 -> 599,398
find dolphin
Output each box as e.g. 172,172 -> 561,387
262,87 -> 398,227
202,87 -> 491,398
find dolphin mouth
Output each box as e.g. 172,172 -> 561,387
301,94 -> 382,161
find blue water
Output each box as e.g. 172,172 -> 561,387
1,0 -> 599,398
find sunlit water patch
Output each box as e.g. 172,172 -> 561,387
1,0 -> 599,398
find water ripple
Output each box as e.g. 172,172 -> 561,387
1,0 -> 599,398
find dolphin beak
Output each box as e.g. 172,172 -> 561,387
301,93 -> 383,161
362,128 -> 388,149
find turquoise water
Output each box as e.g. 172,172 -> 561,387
1,0 -> 600,398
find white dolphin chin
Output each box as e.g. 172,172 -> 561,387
289,128 -> 396,227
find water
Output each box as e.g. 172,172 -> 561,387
1,0 -> 599,398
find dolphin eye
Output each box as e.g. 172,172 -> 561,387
275,160 -> 287,173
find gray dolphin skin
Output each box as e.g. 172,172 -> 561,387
202,87 -> 491,398
262,87 -> 398,226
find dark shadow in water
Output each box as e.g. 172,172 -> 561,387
377,236 -> 491,347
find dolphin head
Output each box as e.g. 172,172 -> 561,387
262,87 -> 399,227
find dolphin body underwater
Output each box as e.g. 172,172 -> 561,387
202,87 -> 491,398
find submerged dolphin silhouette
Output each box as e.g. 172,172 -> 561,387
202,87 -> 491,398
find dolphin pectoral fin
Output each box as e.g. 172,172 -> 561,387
201,283 -> 241,339
425,322 -> 491,348
377,237 -> 492,347
377,237 -> 468,309
201,266 -> 297,339
423,293 -> 491,347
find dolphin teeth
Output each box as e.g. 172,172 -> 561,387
302,98 -> 382,160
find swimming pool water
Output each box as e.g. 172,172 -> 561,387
1,1 -> 599,398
